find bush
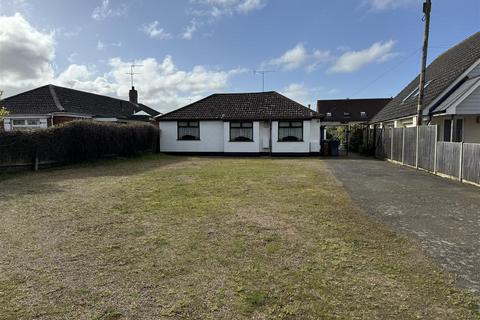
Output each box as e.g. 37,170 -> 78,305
0,120 -> 159,166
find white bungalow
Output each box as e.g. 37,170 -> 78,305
155,91 -> 321,156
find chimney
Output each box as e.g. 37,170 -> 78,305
129,86 -> 138,104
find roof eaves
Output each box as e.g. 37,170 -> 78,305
425,57 -> 480,114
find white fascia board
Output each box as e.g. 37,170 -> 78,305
425,57 -> 480,115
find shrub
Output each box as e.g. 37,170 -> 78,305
0,120 -> 159,166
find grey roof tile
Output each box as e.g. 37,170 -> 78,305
371,32 -> 480,123
158,91 -> 318,121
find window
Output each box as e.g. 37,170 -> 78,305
360,112 -> 367,118
443,119 -> 452,142
11,118 -> 42,130
278,121 -> 303,142
454,119 -> 464,142
178,121 -> 200,140
230,122 -> 253,142
326,112 -> 332,118
343,112 -> 351,118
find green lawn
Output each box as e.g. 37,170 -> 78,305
0,155 -> 478,319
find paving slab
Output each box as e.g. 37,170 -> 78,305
324,156 -> 480,292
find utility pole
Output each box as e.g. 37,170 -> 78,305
417,0 -> 432,126
253,70 -> 276,92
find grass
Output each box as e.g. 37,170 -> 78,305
0,155 -> 478,319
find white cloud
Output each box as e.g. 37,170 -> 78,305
0,13 -> 55,92
0,14 -> 247,113
91,0 -> 127,20
328,40 -> 397,73
266,44 -> 331,72
182,19 -> 198,40
281,83 -> 311,106
97,41 -> 105,51
365,0 -> 417,11
65,56 -> 247,113
281,83 -> 340,106
141,21 -> 172,40
192,0 -> 266,17
184,0 -> 266,39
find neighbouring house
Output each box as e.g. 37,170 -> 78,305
156,91 -> 322,155
1,85 -> 160,131
317,98 -> 392,140
371,31 -> 480,143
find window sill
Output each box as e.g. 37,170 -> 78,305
229,140 -> 254,143
277,140 -> 304,143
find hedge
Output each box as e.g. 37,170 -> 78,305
0,121 -> 159,167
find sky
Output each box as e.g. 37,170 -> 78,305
0,0 -> 479,113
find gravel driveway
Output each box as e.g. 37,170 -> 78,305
325,156 -> 480,292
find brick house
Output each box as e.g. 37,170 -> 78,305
1,85 -> 160,131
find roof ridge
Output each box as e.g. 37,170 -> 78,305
49,84 -> 135,105
48,84 -> 64,111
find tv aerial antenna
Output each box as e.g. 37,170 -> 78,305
253,70 -> 276,92
126,64 -> 143,87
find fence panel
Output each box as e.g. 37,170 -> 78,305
375,128 -> 387,159
436,142 -> 461,178
391,128 -> 403,162
403,127 -> 417,166
462,143 -> 480,184
417,126 -> 436,171
384,128 -> 392,159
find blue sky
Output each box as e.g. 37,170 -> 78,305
0,0 -> 479,112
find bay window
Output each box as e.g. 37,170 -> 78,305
230,122 -> 253,142
178,121 -> 200,140
278,121 -> 303,142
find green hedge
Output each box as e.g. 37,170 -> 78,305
0,121 -> 159,166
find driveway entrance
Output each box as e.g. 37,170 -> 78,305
325,156 -> 480,292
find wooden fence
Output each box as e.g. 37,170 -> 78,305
374,125 -> 480,187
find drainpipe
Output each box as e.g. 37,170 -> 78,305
269,118 -> 273,156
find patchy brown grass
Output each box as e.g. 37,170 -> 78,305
0,155 -> 478,319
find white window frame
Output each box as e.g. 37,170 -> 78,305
10,118 -> 43,130
402,80 -> 434,103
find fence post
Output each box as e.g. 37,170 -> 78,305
433,125 -> 438,174
415,126 -> 419,168
402,128 -> 405,165
32,146 -> 39,172
390,128 -> 394,160
459,142 -> 464,181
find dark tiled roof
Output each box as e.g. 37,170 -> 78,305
2,84 -> 159,118
317,98 -> 391,123
371,32 -> 480,123
158,91 -> 318,121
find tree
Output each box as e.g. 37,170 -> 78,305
0,90 -> 9,118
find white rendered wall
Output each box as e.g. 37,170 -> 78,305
223,121 -> 261,153
309,119 -> 321,152
159,121 -> 224,152
271,120 -> 312,153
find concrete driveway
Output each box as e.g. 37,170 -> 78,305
324,156 -> 480,292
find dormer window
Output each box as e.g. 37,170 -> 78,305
344,112 -> 351,118
360,112 -> 367,118
326,112 -> 332,118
